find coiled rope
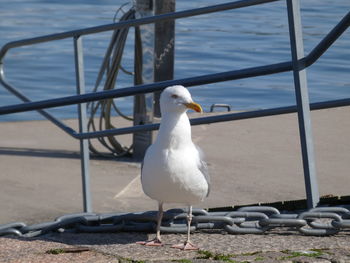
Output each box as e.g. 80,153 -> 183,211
87,5 -> 143,158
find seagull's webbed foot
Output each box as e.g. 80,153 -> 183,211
137,202 -> 164,247
171,241 -> 199,251
136,238 -> 163,247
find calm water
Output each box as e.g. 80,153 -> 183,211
0,0 -> 349,121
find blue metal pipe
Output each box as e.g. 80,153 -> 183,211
0,0 -> 279,60
0,7 -> 348,116
71,98 -> 350,139
74,36 -> 92,213
287,0 -> 319,208
0,64 -> 77,136
302,11 -> 350,68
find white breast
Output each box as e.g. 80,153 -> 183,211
141,143 -> 209,205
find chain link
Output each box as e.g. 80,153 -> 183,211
1,206 -> 350,238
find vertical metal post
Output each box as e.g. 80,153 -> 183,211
74,35 -> 92,212
286,0 -> 319,208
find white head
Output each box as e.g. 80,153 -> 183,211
160,85 -> 203,115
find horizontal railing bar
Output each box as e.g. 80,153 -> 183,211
0,65 -> 77,137
190,97 -> 350,126
0,61 -> 291,116
72,98 -> 350,139
0,0 -> 278,60
303,11 -> 350,67
0,8 -> 348,117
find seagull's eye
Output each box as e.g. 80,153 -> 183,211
171,94 -> 179,99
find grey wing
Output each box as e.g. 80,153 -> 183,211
140,158 -> 146,186
141,160 -> 144,178
140,145 -> 151,185
195,145 -> 210,197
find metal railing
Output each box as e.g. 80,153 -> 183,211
0,0 -> 349,212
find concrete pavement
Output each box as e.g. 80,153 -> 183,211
0,106 -> 349,224
1,231 -> 350,262
0,106 -> 349,262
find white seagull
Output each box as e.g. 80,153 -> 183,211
137,85 -> 210,250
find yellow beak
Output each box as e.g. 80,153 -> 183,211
184,102 -> 203,113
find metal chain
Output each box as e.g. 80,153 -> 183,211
1,206 -> 350,238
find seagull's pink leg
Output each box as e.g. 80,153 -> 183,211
136,239 -> 163,247
137,201 -> 164,247
171,206 -> 199,250
171,241 -> 199,251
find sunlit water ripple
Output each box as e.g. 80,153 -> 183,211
0,0 -> 349,121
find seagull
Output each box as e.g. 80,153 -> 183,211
137,85 -> 210,250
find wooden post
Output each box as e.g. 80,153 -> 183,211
133,0 -> 154,160
153,0 -> 175,117
133,0 -> 175,159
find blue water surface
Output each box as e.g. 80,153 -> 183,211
0,0 -> 349,121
